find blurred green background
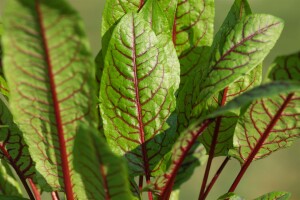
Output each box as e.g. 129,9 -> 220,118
0,0 -> 300,199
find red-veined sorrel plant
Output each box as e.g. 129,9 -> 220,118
0,0 -> 299,199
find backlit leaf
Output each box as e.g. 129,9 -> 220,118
0,160 -> 22,196
0,94 -> 35,183
73,125 -> 133,200
100,13 -> 180,177
194,14 -> 284,109
268,51 -> 300,81
254,191 -> 291,200
2,1 -> 97,199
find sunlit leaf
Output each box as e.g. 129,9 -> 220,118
268,51 -> 300,81
0,160 -> 22,196
254,191 -> 291,200
2,1 -> 97,199
218,192 -> 245,200
0,94 -> 35,183
73,125 -> 133,200
99,13 -> 180,177
194,14 -> 284,110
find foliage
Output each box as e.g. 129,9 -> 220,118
0,0 -> 299,200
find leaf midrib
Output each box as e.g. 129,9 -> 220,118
131,15 -> 151,183
34,1 -> 73,199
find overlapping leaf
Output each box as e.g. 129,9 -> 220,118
100,13 -> 180,177
2,1 -> 97,198
0,22 -> 8,97
254,191 -> 291,200
0,160 -> 22,196
228,52 -> 300,163
199,0 -> 262,157
0,94 -> 35,182
268,51 -> 300,81
193,14 -> 284,112
73,125 -> 133,200
175,0 -> 214,133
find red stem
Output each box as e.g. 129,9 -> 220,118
228,93 -> 294,192
159,120 -> 213,200
28,179 -> 41,200
172,16 -> 177,45
35,2 -> 74,199
199,88 -> 228,199
139,175 -> 143,192
51,191 -> 60,200
201,157 -> 230,200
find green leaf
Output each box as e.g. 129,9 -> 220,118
0,94 -> 35,180
101,0 -> 142,38
157,0 -> 178,31
199,0 -> 262,157
0,160 -> 22,196
194,14 -> 284,109
2,0 -> 97,198
254,191 -> 291,200
209,81 -> 300,119
218,192 -> 245,200
73,125 -> 133,200
0,196 -> 29,200
268,51 -> 300,81
139,0 -> 170,36
99,12 -> 180,177
176,0 -> 215,132
229,89 -> 300,163
151,120 -> 212,199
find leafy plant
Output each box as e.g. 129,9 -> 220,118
0,0 -> 299,200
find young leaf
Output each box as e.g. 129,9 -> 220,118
99,13 -> 180,178
73,125 -> 133,200
0,160 -> 22,197
254,191 -> 291,200
194,14 -> 284,109
2,1 -> 97,199
0,94 -> 35,191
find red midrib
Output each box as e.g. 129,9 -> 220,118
172,16 -> 177,46
159,120 -> 212,200
34,2 -> 74,199
131,17 -> 152,194
228,93 -> 294,192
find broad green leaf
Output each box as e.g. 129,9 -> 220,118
73,125 -> 133,200
0,22 -> 8,97
174,0 -> 214,56
199,1 -> 262,157
268,51 -> 300,81
0,94 -> 35,180
0,160 -> 22,196
157,0 -> 178,31
229,89 -> 300,163
100,13 -> 180,177
218,192 -> 245,200
151,120 -> 212,199
209,81 -> 300,119
194,14 -> 284,110
254,191 -> 291,200
3,1 -> 97,198
101,0 -> 142,39
176,0 -> 215,133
